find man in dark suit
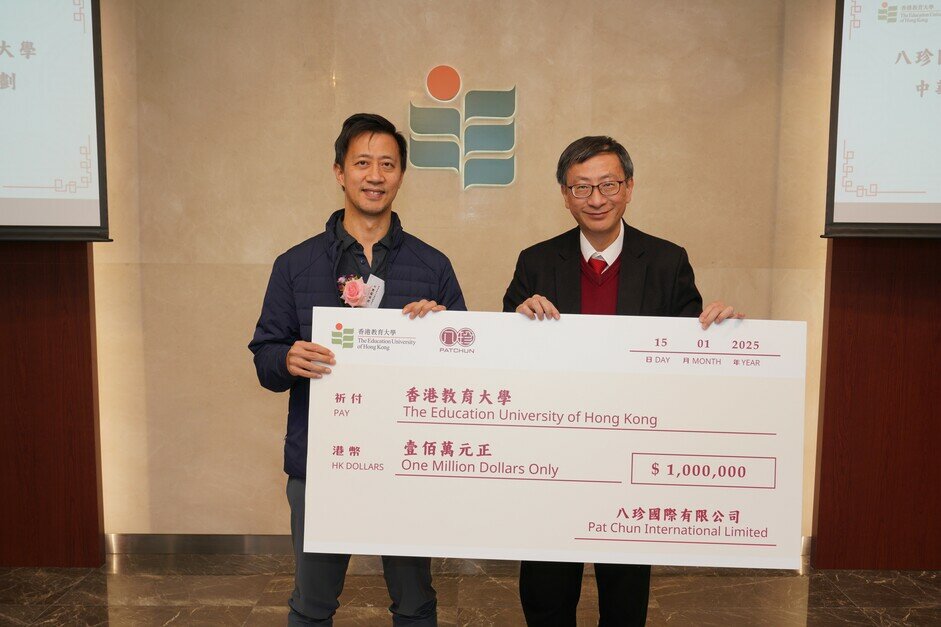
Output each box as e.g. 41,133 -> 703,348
503,135 -> 741,626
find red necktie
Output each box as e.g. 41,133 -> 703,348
588,257 -> 607,275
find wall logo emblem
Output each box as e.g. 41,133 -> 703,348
440,327 -> 476,348
332,323 -> 355,348
409,65 -> 516,188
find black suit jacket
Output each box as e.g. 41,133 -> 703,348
502,223 -> 703,317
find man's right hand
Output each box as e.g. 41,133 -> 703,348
515,294 -> 560,321
286,341 -> 336,379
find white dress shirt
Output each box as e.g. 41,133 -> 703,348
579,222 -> 624,273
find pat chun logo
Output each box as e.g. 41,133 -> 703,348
409,65 -> 517,188
439,327 -> 476,353
878,2 -> 899,22
332,323 -> 355,349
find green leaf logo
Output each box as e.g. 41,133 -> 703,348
331,325 -> 355,348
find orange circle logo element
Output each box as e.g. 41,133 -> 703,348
426,65 -> 461,102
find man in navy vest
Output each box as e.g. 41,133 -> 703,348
250,113 -> 465,626
503,135 -> 741,626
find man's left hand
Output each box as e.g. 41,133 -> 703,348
403,300 -> 446,319
699,301 -> 745,329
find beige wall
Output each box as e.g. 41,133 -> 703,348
772,0 -> 833,533
96,0 -> 833,534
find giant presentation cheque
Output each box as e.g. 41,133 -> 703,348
306,308 -> 806,570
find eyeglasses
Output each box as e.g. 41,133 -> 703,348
566,180 -> 625,199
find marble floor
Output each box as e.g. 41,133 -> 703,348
0,555 -> 938,626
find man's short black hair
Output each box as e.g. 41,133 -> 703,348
334,113 -> 408,171
555,136 -> 633,185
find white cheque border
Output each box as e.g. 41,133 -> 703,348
305,308 -> 806,570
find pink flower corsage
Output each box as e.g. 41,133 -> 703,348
338,274 -> 368,307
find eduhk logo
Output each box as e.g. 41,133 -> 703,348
876,2 -> 941,22
878,2 -> 898,22
408,65 -> 517,188
331,323 -> 355,349
439,327 -> 476,354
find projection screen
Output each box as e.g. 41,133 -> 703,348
0,0 -> 108,241
826,0 -> 941,237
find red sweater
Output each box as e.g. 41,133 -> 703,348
580,255 -> 621,315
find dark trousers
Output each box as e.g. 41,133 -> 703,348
519,561 -> 650,626
286,477 -> 437,626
